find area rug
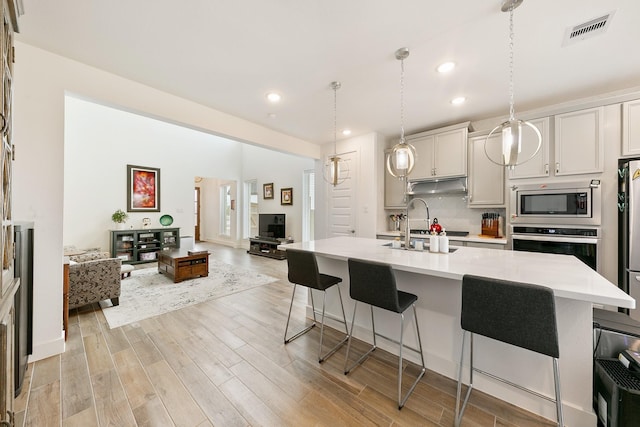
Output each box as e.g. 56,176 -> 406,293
99,259 -> 278,329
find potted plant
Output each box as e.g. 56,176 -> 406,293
111,209 -> 129,229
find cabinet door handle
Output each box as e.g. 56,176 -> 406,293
544,164 -> 549,175
555,162 -> 560,174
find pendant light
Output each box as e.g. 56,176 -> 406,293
484,0 -> 541,170
323,81 -> 349,186
386,47 -> 416,180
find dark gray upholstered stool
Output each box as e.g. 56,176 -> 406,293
284,248 -> 349,363
455,274 -> 564,427
344,258 -> 426,409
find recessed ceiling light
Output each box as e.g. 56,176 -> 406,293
451,96 -> 466,105
267,113 -> 277,118
266,92 -> 281,103
437,62 -> 456,73
342,129 -> 351,136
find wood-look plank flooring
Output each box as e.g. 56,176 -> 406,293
14,243 -> 555,426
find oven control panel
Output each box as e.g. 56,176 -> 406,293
512,226 -> 599,237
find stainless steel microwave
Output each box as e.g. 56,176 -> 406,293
509,180 -> 601,225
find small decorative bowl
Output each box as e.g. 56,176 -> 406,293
159,214 -> 174,226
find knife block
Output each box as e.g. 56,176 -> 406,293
481,218 -> 502,237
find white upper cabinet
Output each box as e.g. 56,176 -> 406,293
554,107 -> 604,176
407,122 -> 469,180
410,134 -> 436,180
622,99 -> 640,157
508,117 -> 550,179
468,132 -> 505,207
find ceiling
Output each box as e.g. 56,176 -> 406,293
15,0 -> 640,146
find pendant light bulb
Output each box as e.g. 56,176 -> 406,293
323,81 -> 349,186
484,0 -> 541,169
387,47 -> 416,179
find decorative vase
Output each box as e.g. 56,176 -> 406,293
115,222 -> 125,230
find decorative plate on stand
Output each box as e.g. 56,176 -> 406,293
159,214 -> 174,226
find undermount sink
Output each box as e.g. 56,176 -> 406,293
382,242 -> 458,253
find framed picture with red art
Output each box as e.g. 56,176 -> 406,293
127,165 -> 161,212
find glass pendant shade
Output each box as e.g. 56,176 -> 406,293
386,139 -> 416,178
387,47 -> 415,179
485,118 -> 541,169
501,119 -> 521,166
324,154 -> 348,186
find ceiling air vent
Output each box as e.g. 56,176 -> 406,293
562,11 -> 615,47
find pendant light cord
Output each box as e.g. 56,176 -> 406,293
333,83 -> 338,155
400,57 -> 406,143
508,4 -> 515,121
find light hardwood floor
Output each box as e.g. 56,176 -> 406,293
15,243 -> 555,426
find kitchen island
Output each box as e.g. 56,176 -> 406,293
279,236 -> 634,426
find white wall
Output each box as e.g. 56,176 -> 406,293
241,144 -> 314,242
64,96 -> 244,250
12,42 -> 320,361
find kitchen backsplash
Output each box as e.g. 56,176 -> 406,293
386,194 -> 505,237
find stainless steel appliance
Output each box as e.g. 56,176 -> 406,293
509,180 -> 601,226
511,226 -> 601,271
619,159 -> 640,322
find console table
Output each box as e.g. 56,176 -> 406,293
248,237 -> 287,260
110,228 -> 180,264
158,249 -> 209,283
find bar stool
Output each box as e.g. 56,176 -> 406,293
283,248 -> 349,363
455,274 -> 564,427
344,258 -> 426,409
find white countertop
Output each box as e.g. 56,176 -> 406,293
377,230 -> 507,245
280,236 -> 634,309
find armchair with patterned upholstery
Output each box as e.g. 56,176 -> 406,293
68,251 -> 121,310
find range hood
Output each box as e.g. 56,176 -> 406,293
407,177 -> 468,195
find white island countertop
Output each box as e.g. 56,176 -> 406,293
280,236 -> 634,309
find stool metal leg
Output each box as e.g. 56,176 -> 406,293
285,284 -> 349,363
553,358 -> 564,427
284,284 -> 317,344
397,303 -> 426,409
344,304 -> 377,374
317,286 -> 350,363
455,331 -> 474,427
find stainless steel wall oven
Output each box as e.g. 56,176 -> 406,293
511,226 -> 601,271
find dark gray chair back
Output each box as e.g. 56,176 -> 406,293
348,258 -> 401,313
286,248 -> 323,290
461,275 -> 559,358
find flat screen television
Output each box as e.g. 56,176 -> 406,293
258,214 -> 286,239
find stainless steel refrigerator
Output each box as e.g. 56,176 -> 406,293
619,159 -> 640,321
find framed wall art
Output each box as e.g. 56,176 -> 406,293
263,182 -> 274,199
127,164 -> 160,212
281,187 -> 293,205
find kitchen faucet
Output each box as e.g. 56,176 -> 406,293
405,198 -> 430,249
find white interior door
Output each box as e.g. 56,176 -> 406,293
328,151 -> 357,237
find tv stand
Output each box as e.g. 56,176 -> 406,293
248,237 -> 286,260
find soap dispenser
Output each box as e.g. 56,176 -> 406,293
429,231 -> 440,253
439,229 -> 449,253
